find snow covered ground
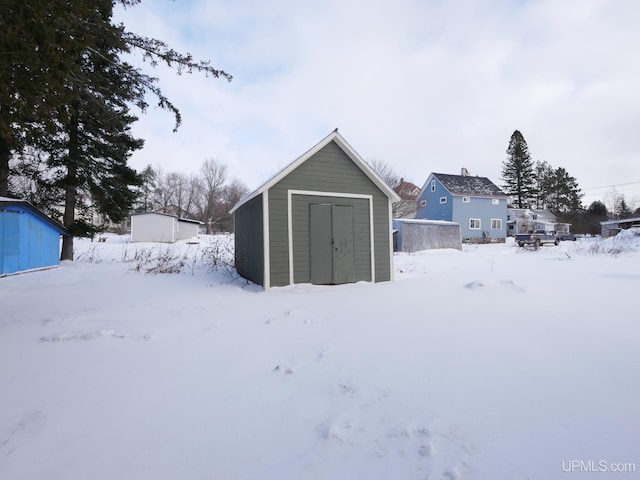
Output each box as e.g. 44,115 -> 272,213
2,231 -> 639,479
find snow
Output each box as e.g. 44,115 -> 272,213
2,234 -> 639,479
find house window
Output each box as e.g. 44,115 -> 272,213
491,218 -> 502,229
440,197 -> 447,204
431,180 -> 436,192
492,199 -> 499,205
462,196 -> 470,203
419,199 -> 427,207
469,218 -> 481,229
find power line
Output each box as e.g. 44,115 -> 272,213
582,181 -> 640,191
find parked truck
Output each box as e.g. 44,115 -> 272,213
515,230 -> 559,249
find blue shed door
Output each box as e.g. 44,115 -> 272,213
1,211 -> 20,275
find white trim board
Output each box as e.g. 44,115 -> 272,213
286,189 -> 375,286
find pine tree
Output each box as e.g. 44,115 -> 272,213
615,195 -> 632,219
533,160 -> 554,209
546,167 -> 583,216
1,0 -> 232,259
501,130 -> 536,208
0,0 -> 99,196
581,200 -> 608,235
138,165 -> 158,213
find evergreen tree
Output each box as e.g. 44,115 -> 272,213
138,164 -> 158,213
501,130 -> 536,208
546,167 -> 583,216
615,195 -> 633,219
533,160 -> 554,209
581,200 -> 608,235
0,0 -> 99,196
30,2 -> 145,259
1,0 -> 232,260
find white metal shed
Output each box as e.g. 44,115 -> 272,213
131,213 -> 203,243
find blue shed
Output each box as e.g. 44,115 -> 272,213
0,197 -> 68,276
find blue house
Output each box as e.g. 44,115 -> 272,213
415,170 -> 508,241
1,197 -> 68,276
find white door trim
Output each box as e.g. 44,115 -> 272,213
287,189 -> 374,286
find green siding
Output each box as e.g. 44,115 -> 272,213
268,141 -> 392,287
233,194 -> 264,286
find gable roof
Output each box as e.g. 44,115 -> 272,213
424,173 -> 507,198
394,178 -> 420,200
230,130 -> 401,213
0,197 -> 68,234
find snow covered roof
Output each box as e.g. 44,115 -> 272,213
230,130 -> 401,213
430,173 -> 506,198
600,216 -> 640,226
131,212 -> 203,224
0,197 -> 68,234
509,208 -> 556,220
393,218 -> 460,226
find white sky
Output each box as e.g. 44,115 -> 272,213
114,0 -> 640,208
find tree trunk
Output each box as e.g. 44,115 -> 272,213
0,134 -> 10,197
60,113 -> 80,261
60,159 -> 78,261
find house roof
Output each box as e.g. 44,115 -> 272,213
230,130 -> 401,213
0,197 -> 69,235
394,178 -> 420,200
423,173 -> 507,198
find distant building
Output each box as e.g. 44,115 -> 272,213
507,208 -> 571,236
130,212 -> 203,243
393,218 -> 462,252
600,217 -> 640,237
415,169 -> 508,242
393,178 -> 420,219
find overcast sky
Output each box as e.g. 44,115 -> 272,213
114,0 -> 640,208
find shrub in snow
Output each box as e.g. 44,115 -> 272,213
201,236 -> 237,279
124,246 -> 187,274
76,244 -> 102,264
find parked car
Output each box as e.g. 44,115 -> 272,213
556,232 -> 577,241
515,230 -> 559,249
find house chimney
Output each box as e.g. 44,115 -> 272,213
461,167 -> 469,176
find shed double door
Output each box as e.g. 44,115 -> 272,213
309,203 -> 354,285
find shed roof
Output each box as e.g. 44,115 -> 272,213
0,197 -> 68,234
131,211 -> 203,224
230,130 -> 401,213
600,216 -> 640,226
394,218 -> 460,226
427,173 -> 507,198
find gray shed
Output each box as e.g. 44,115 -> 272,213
230,130 -> 401,289
393,219 -> 462,252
